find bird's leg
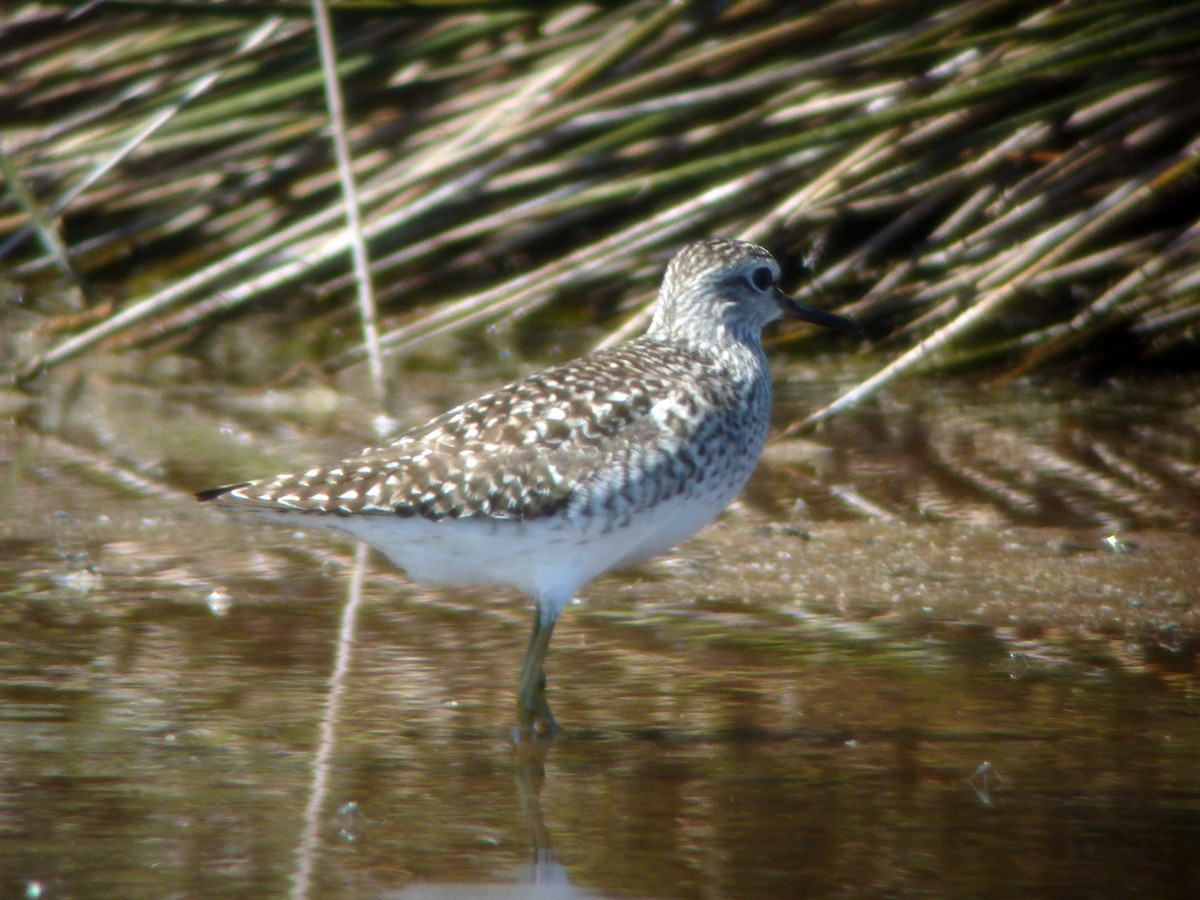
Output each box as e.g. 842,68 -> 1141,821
516,604 -> 558,738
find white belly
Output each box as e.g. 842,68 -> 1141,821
296,472 -> 743,620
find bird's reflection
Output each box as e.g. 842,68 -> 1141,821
389,742 -> 598,899
514,741 -> 560,881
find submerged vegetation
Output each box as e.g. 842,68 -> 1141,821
2,1 -> 1199,403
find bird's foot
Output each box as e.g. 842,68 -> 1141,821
513,687 -> 558,741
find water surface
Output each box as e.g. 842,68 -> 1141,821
2,357 -> 1198,897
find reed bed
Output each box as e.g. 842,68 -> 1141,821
3,1 -> 1199,409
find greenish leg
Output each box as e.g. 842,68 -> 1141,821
516,605 -> 558,738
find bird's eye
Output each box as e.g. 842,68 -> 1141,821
749,266 -> 774,292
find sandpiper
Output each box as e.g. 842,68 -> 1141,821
198,238 -> 859,735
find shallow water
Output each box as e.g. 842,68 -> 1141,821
2,357 -> 1198,898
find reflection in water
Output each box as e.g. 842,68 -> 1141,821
392,746 -> 598,900
515,744 -> 555,877
292,543 -> 369,900
1,368 -> 1199,896
770,379 -> 1200,532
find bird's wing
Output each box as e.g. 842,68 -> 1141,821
199,339 -> 723,521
